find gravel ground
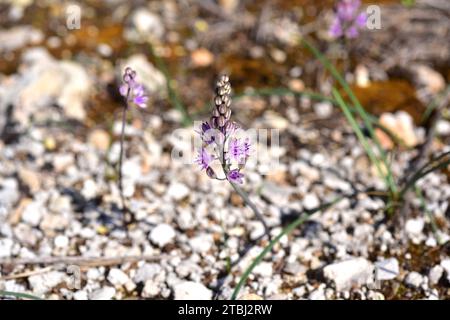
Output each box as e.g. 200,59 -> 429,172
0,0 -> 450,300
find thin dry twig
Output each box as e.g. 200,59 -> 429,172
0,255 -> 161,268
0,267 -> 54,281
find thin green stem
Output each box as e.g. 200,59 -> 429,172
118,104 -> 127,214
229,181 -> 271,239
148,44 -> 192,126
400,152 -> 450,199
332,89 -> 389,191
0,290 -> 42,300
415,187 -> 441,244
302,38 -> 397,195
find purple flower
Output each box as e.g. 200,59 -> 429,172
227,169 -> 244,184
197,121 -> 221,145
329,0 -> 367,40
227,138 -> 251,164
195,148 -> 214,170
120,67 -> 148,109
132,84 -> 148,109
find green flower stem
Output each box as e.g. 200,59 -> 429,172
0,290 -> 42,300
228,180 -> 271,239
118,103 -> 128,214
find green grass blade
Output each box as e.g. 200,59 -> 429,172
234,87 -> 334,102
148,45 -> 192,127
332,88 -> 391,191
415,187 -> 441,243
0,290 -> 42,300
302,38 -> 397,194
231,196 -> 343,300
421,85 -> 450,123
400,151 -> 450,199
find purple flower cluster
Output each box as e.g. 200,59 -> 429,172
195,75 -> 251,184
119,67 -> 148,109
329,0 -> 367,39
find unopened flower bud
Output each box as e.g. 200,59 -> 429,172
206,167 -> 216,179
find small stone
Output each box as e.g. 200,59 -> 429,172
270,48 -> 286,63
308,287 -> 326,300
191,48 -> 214,68
48,195 -> 71,213
436,120 -> 450,136
18,168 -> 40,193
149,224 -> 176,248
440,259 -> 450,282
134,263 -> 162,283
81,179 -> 98,199
129,8 -> 164,41
429,265 -> 444,285
73,290 -> 88,300
261,111 -> 289,130
219,0 -> 239,13
43,136 -> 56,151
253,262 -> 273,278
9,197 -> 32,225
0,178 -> 19,209
176,208 -> 195,230
90,287 -> 116,300
40,213 -> 69,233
22,201 -> 45,226
53,154 -> 74,173
249,222 -> 265,241
54,235 -> 69,248
167,182 -> 190,201
404,271 -> 424,288
189,234 -> 213,254
313,102 -> 333,119
323,258 -> 374,291
292,286 -> 307,297
0,26 -> 43,52
303,194 -> 319,210
375,258 -> 399,281
288,79 -> 305,92
142,280 -> 160,298
88,129 -> 110,151
405,218 -> 424,239
260,182 -> 292,205
367,291 -> 385,300
0,238 -> 14,258
238,293 -> 263,300
411,64 -> 445,94
376,111 -> 418,149
28,271 -> 65,294
173,281 -> 212,300
425,236 -> 437,247
107,268 -> 131,287
355,64 -> 370,88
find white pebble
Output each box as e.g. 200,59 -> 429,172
149,224 -> 176,247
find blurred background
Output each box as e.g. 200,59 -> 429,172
0,0 -> 450,300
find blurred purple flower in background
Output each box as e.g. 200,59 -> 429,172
329,0 -> 367,39
120,67 -> 148,108
116,66 -> 148,222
